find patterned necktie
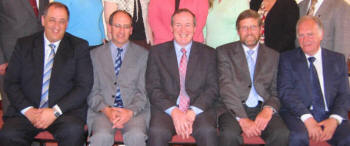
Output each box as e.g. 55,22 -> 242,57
308,57 -> 327,122
114,48 -> 124,107
29,0 -> 39,16
40,44 -> 55,108
307,0 -> 318,16
245,50 -> 259,107
178,48 -> 190,112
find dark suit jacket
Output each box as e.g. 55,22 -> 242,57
146,41 -> 219,113
250,0 -> 299,52
0,0 -> 49,64
4,31 -> 93,121
278,48 -> 350,119
217,42 -> 280,118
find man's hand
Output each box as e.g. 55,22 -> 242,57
171,108 -> 190,138
102,107 -> 119,124
255,107 -> 273,130
319,118 -> 338,141
239,118 -> 261,137
112,108 -> 133,129
304,117 -> 323,142
0,63 -> 8,75
34,108 -> 57,129
24,108 -> 42,125
183,109 -> 196,139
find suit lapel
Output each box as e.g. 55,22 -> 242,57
234,43 -> 252,83
315,0 -> 333,17
185,43 -> 199,82
321,49 -> 330,105
166,42 -> 180,86
50,34 -> 74,85
299,0 -> 309,16
293,49 -> 313,97
33,33 -> 45,102
101,43 -> 117,83
254,45 -> 265,81
21,0 -> 38,18
118,42 -> 133,82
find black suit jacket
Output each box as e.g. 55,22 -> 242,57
146,41 -> 219,112
250,0 -> 299,52
278,48 -> 350,119
4,32 -> 93,121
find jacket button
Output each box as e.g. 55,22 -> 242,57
112,95 -> 115,98
248,84 -> 252,88
114,82 -> 117,85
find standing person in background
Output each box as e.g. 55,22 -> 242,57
148,0 -> 208,45
0,0 -> 49,113
250,0 -> 299,52
204,0 -> 249,48
103,0 -> 151,48
299,0 -> 350,58
54,0 -> 105,49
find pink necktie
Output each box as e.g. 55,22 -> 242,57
179,48 -> 190,112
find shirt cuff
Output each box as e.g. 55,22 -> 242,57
165,106 -> 176,115
235,116 -> 241,121
263,105 -> 276,113
53,104 -> 63,115
330,114 -> 343,125
300,114 -> 313,122
21,106 -> 34,115
189,106 -> 203,115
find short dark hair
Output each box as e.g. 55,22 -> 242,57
296,15 -> 324,36
109,10 -> 133,25
171,8 -> 196,26
236,9 -> 262,30
43,2 -> 70,19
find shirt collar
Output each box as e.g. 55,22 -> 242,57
110,41 -> 129,52
242,43 -> 259,57
44,33 -> 60,52
305,47 -> 322,61
174,41 -> 192,54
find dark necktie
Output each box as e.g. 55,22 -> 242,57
29,0 -> 39,17
308,57 -> 327,121
113,48 -> 124,107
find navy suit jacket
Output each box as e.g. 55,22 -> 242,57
278,48 -> 350,119
4,31 -> 93,121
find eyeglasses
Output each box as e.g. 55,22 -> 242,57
239,25 -> 259,32
111,24 -> 132,29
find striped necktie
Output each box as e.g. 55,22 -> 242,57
40,44 -> 55,108
307,0 -> 318,16
114,48 -> 124,107
178,48 -> 190,112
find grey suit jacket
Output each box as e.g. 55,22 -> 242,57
299,0 -> 350,57
217,42 -> 280,118
87,42 -> 150,130
0,0 -> 49,64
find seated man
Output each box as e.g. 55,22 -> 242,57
146,8 -> 219,146
0,2 -> 93,146
217,9 -> 289,146
278,15 -> 350,146
87,10 -> 149,146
